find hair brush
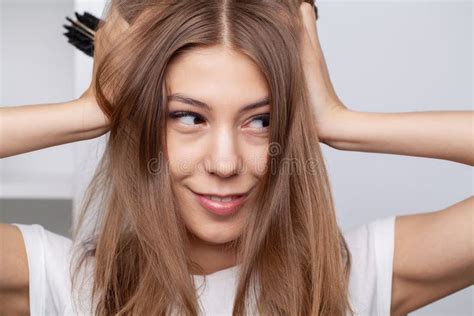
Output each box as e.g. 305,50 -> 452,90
63,11 -> 103,57
62,4 -> 318,58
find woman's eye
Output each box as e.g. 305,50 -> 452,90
247,114 -> 270,129
169,111 -> 206,126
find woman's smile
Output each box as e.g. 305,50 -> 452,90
189,188 -> 252,217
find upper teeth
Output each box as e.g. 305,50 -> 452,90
206,195 -> 238,202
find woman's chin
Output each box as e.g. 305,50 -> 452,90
186,223 -> 240,246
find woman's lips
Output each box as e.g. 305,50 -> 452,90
191,191 -> 248,216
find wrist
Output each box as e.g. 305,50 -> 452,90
318,106 -> 353,148
70,96 -> 110,140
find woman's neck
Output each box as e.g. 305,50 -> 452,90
187,235 -> 238,276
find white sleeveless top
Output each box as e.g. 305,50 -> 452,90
12,215 -> 396,315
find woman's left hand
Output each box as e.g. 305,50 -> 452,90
299,2 -> 347,143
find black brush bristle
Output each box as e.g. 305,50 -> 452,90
63,11 -> 102,57
76,11 -> 101,31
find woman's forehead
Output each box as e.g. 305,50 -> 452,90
165,45 -> 269,106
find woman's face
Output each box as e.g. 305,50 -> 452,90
164,45 -> 270,246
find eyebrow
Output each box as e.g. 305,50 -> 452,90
168,93 -> 270,113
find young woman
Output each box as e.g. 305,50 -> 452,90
0,0 -> 472,315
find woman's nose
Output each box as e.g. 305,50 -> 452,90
203,129 -> 243,178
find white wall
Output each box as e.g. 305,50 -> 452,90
71,0 -> 108,232
1,0 -> 76,199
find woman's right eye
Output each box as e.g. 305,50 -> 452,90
168,111 -> 206,127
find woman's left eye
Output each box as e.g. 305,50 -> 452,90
247,114 -> 270,129
168,111 -> 205,126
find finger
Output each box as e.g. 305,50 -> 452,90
299,3 -> 338,100
300,2 -> 320,52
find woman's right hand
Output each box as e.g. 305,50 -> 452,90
78,4 -> 130,132
0,5 -> 131,158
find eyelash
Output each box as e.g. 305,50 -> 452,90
168,111 -> 270,130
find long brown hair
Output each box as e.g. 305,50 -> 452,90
70,0 -> 355,315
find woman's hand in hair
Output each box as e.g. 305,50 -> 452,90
0,6 -> 128,158
78,4 -> 130,132
299,2 -> 348,143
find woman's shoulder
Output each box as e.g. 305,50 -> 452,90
12,222 -> 73,252
342,215 -> 396,253
341,215 -> 397,316
11,223 -> 74,280
10,223 -> 92,315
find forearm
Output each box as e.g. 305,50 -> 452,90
0,98 -> 108,158
322,110 -> 474,166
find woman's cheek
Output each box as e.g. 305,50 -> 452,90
244,143 -> 269,177
166,131 -> 203,177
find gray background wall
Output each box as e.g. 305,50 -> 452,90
1,0 -> 472,315
0,0 -> 76,232
0,0 -> 76,200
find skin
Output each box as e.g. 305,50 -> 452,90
164,46 -> 271,275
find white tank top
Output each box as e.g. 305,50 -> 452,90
12,215 -> 396,315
